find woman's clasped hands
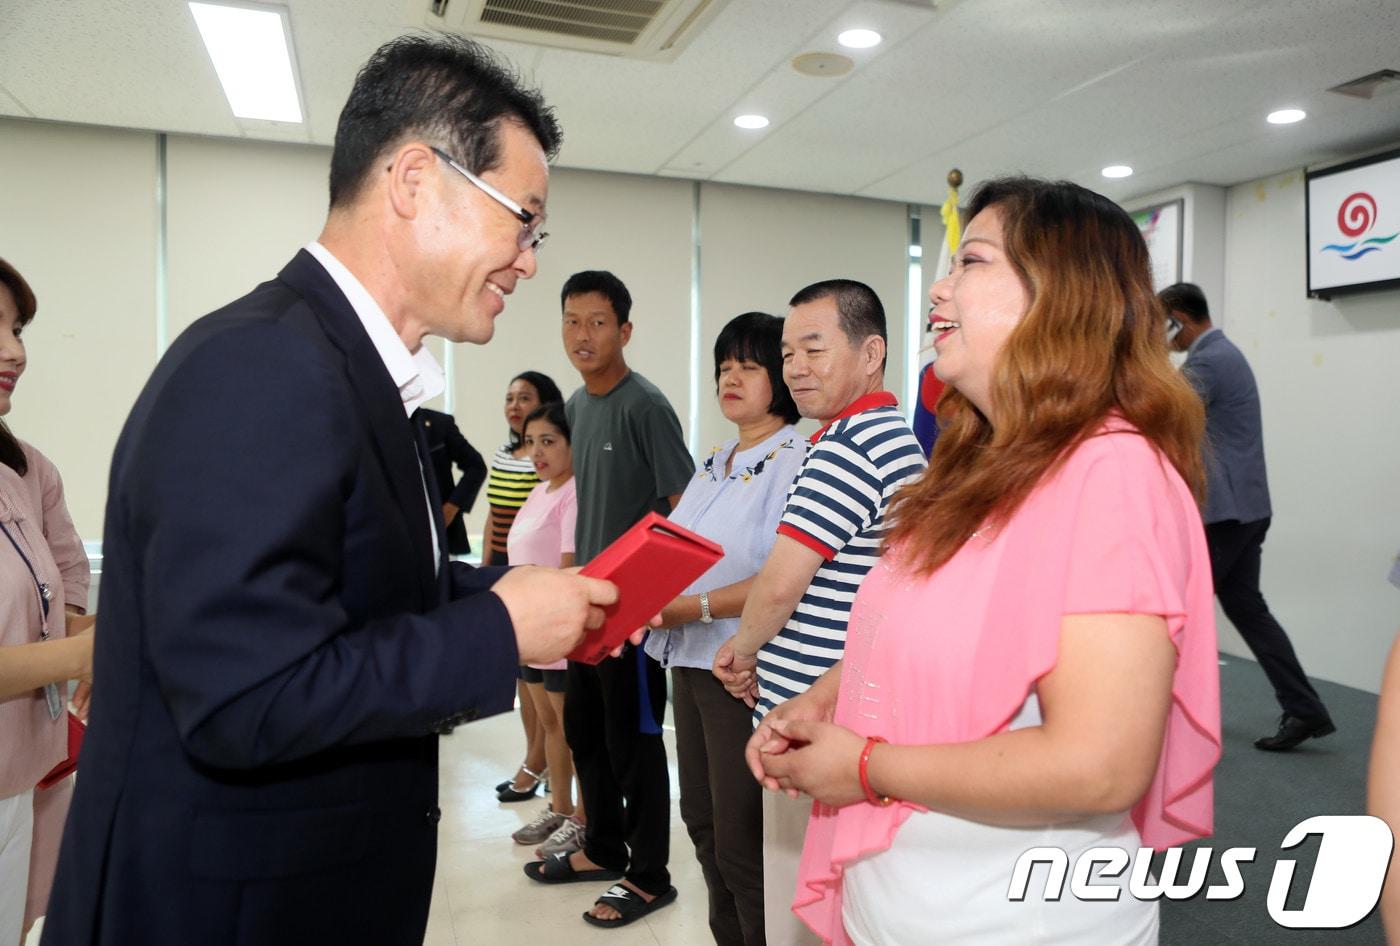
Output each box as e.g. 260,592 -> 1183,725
744,679 -> 874,808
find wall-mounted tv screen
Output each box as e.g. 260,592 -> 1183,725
1306,147 -> 1400,300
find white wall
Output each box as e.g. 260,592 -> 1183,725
697,182 -> 911,452
165,135 -> 332,339
0,119 -> 159,537
0,118 -> 915,550
450,167 -> 697,543
1220,167 -> 1400,693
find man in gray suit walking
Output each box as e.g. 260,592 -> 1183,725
1162,283 -> 1334,751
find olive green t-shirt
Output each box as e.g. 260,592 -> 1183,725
566,371 -> 694,564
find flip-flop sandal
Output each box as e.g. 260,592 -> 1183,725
523,851 -> 624,885
581,883 -> 678,928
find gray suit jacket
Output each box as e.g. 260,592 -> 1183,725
1183,328 -> 1272,525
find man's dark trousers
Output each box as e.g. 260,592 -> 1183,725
1206,517 -> 1329,721
564,644 -> 671,895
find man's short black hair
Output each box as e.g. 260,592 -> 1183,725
560,270 -> 632,324
1158,282 -> 1211,324
788,278 -> 887,370
328,33 -> 561,208
714,312 -> 800,425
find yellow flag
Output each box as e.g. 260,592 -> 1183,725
941,183 -> 961,256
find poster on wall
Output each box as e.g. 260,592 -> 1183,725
1307,148 -> 1400,299
1131,200 -> 1183,290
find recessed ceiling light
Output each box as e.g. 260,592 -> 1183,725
1267,108 -> 1307,125
1101,165 -> 1134,179
734,114 -> 770,130
189,2 -> 303,123
838,29 -> 882,49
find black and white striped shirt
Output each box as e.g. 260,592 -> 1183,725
756,397 -> 925,719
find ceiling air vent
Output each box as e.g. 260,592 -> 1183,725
1328,69 -> 1400,100
414,0 -> 732,61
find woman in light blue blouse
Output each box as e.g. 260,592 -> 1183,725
646,312 -> 804,946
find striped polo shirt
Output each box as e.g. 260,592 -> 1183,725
755,392 -> 926,719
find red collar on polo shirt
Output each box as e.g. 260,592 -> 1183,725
808,391 -> 898,443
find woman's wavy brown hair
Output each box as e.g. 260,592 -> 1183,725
885,177 -> 1205,575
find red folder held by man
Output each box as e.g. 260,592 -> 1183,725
570,512 -> 724,665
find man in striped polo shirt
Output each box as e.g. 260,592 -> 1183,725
713,278 -> 925,946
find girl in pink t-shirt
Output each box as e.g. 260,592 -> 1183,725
505,402 -> 586,851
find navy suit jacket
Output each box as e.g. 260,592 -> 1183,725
43,251 -> 519,946
1183,328 -> 1273,525
413,407 -> 487,556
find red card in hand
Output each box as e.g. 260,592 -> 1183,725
38,712 -> 85,789
569,512 -> 724,665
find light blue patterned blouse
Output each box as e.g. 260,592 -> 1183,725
644,425 -> 806,670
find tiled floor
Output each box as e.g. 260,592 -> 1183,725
27,708 -> 715,946
429,709 -> 713,945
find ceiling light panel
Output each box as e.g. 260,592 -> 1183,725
1266,108 -> 1306,124
1101,165 -> 1133,178
189,2 -> 303,123
838,28 -> 883,49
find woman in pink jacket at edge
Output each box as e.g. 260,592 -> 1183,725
0,256 -> 94,944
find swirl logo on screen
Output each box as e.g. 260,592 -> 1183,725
1322,192 -> 1396,260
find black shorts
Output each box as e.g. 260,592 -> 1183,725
519,665 -> 567,693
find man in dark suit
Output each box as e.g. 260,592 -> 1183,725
414,407 -> 487,556
43,35 -> 617,946
1162,282 -> 1334,752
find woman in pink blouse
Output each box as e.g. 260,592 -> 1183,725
747,178 -> 1221,945
0,257 -> 93,941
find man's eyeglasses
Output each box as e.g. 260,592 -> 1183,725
430,147 -> 548,254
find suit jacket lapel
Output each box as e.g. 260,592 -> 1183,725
277,250 -> 440,607
412,411 -> 453,599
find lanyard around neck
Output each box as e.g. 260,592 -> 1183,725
0,518 -> 52,635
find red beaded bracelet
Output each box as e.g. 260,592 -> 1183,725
859,736 -> 895,807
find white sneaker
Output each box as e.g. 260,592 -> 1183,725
535,815 -> 585,858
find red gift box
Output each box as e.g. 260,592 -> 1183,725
569,512 -> 724,665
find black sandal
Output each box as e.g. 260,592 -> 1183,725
496,763 -> 550,793
497,764 -> 544,802
581,883 -> 678,928
523,851 -> 624,885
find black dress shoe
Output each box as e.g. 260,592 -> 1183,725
495,764 -> 548,795
497,779 -> 541,802
1254,714 -> 1337,751
498,764 -> 546,802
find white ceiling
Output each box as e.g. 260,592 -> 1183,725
2,0 -> 1398,206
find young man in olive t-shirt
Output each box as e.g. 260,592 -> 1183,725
523,270 -> 693,928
